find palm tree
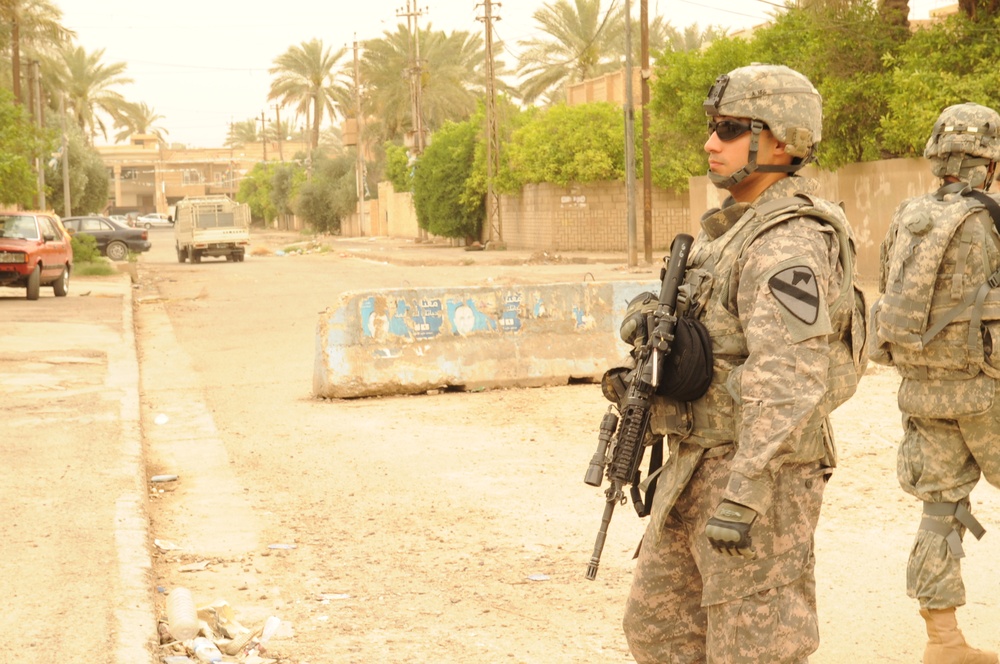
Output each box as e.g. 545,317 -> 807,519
0,0 -> 73,104
516,0 -> 625,105
958,0 -> 1000,19
268,39 -> 348,153
113,101 -> 168,143
48,43 -> 132,144
357,25 -> 487,147
879,0 -> 910,29
225,119 -> 260,148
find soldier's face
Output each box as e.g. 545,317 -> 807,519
705,115 -> 787,200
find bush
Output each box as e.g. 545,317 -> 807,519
71,233 -> 101,263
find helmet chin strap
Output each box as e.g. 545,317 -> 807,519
708,119 -> 808,190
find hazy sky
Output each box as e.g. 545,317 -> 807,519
55,0 -> 949,148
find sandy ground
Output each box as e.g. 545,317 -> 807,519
134,229 -> 1000,663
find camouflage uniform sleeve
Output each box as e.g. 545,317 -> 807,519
724,216 -> 840,515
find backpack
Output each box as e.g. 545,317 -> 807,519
872,184 -> 1000,380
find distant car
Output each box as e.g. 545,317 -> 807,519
137,212 -> 173,229
108,214 -> 130,226
0,210 -> 73,300
62,215 -> 151,261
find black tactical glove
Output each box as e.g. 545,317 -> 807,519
619,292 -> 656,346
705,500 -> 757,559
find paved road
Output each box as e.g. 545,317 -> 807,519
0,228 -> 644,663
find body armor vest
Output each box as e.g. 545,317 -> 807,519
874,187 -> 1000,380
654,194 -> 866,448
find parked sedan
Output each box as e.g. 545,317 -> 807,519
0,210 -> 73,300
62,215 -> 151,261
137,212 -> 173,228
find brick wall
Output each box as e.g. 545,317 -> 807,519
500,181 -> 690,252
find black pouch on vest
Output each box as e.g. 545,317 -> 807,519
657,316 -> 713,402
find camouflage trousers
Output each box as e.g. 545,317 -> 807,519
622,451 -> 826,664
898,393 -> 1000,609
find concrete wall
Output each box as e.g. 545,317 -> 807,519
342,158 -> 949,282
313,280 -> 657,399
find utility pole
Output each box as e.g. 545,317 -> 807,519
274,104 -> 283,161
397,0 -> 427,155
477,0 -> 504,249
12,17 -> 22,104
31,60 -> 46,210
397,0 -> 428,241
624,0 -> 637,267
60,93 -> 71,216
353,36 -> 367,236
260,111 -> 267,161
640,0 -> 652,263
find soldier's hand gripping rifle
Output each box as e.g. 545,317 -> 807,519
583,233 -> 694,580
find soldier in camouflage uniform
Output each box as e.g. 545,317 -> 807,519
871,102 -> 1000,664
620,64 -> 867,663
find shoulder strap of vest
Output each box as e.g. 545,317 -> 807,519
965,189 -> 1000,234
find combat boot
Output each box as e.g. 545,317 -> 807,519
921,607 -> 999,664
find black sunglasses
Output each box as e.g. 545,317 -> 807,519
708,119 -> 757,142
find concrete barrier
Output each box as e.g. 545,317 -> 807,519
313,280 -> 658,398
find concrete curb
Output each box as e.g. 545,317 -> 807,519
108,274 -> 158,662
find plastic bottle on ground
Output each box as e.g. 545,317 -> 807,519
191,636 -> 224,663
165,587 -> 199,641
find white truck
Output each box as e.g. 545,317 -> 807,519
173,195 -> 251,263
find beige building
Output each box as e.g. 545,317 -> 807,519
95,134 -> 309,218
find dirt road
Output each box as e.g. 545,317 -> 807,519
136,228 -> 1000,663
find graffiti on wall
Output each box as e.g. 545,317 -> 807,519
358,287 -> 599,341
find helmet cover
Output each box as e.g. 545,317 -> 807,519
924,102 -> 1000,188
704,63 -> 822,159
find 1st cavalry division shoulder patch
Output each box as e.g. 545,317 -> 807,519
768,266 -> 819,325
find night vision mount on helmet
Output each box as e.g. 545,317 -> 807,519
703,63 -> 822,189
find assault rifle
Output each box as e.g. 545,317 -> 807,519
584,233 -> 694,580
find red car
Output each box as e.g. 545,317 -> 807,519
0,210 -> 73,300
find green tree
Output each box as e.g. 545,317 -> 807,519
295,153 -> 357,234
268,39 -> 348,153
237,162 -> 278,223
0,86 -> 45,206
880,12 -> 1000,156
383,141 -> 412,192
270,161 -> 306,217
516,0 -> 624,104
412,119 -> 483,240
44,118 -> 107,216
504,101 -> 625,187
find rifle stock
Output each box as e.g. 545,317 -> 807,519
583,233 -> 693,580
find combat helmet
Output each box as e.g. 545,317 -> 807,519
924,102 -> 1000,190
703,63 -> 822,189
